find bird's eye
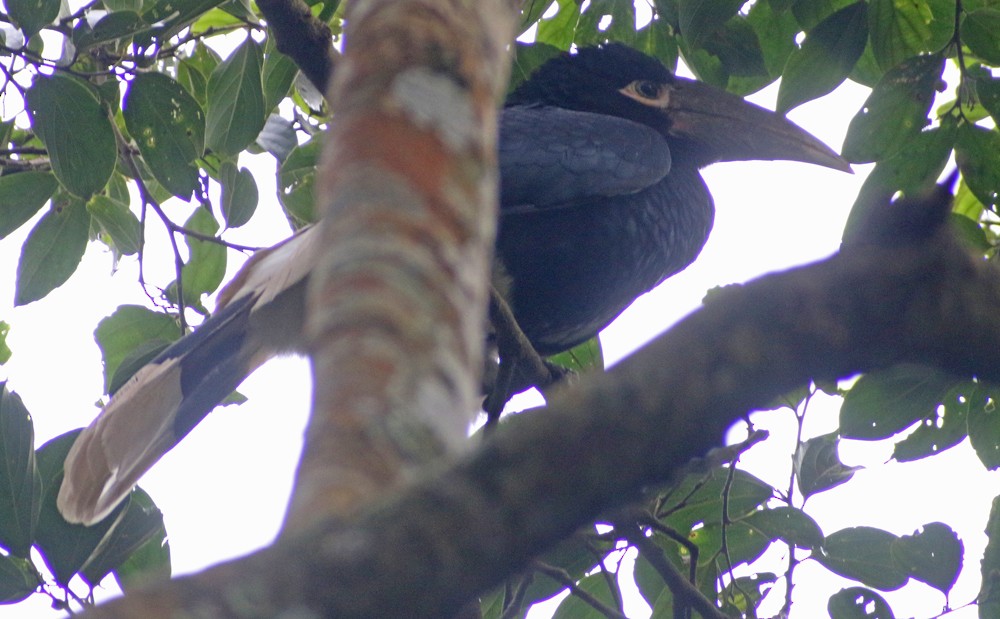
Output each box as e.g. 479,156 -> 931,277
633,80 -> 662,99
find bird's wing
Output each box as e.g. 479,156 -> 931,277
498,106 -> 672,213
57,227 -> 317,525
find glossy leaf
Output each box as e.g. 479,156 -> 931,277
95,305 -> 181,394
0,553 -> 37,604
177,42 -> 222,106
256,114 -> 297,162
791,0 -> 858,30
82,487 -> 167,587
0,385 -> 41,557
6,0 -> 60,38
841,123 -> 955,244
142,0 -> 227,43
677,0 -> 744,47
33,431 -> 126,587
220,161 -> 258,228
840,364 -> 959,440
278,137 -> 322,226
0,322 -> 10,365
15,198 -> 90,306
547,336 -> 604,373
743,505 -> 824,550
88,195 -> 142,256
891,522 -> 962,593
689,520 -> 771,566
745,0 -> 798,77
0,171 -> 57,240
828,587 -> 895,619
777,2 -> 867,114
841,54 -> 943,163
966,382 -> 1000,469
978,74 -> 1000,126
956,124 -> 1000,212
963,9 -> 1000,65
26,75 -> 116,198
576,0 -> 637,47
980,495 -> 1000,615
262,41 -> 298,114
73,11 -> 147,51
180,208 -> 226,301
816,527 -> 908,591
113,499 -> 171,591
536,0 -> 580,50
124,73 -> 205,200
892,381 -> 974,462
661,468 -> 774,530
868,0 -> 951,71
206,37 -> 266,158
795,433 -> 861,499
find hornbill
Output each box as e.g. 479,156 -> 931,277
57,43 -> 849,525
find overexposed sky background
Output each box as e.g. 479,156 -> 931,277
3,6 -> 998,619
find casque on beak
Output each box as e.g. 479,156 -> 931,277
662,76 -> 852,173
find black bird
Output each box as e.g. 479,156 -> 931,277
496,44 -> 849,354
57,43 -> 848,525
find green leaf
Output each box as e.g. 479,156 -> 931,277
0,553 -> 37,604
25,75 -> 116,198
677,0 -> 744,48
0,385 -> 41,558
891,522 -> 962,593
0,322 -> 10,365
956,124 -> 1000,212
892,380 -> 974,462
278,137 -> 322,226
689,520 -> 771,566
547,337 -> 603,373
816,527 -> 908,591
94,305 -> 181,394
262,40 -> 299,114
841,123 -> 955,244
828,587 -> 895,619
791,0 -> 858,30
536,0 -> 580,50
551,572 -> 619,619
88,195 -> 142,256
82,487 -> 167,588
963,9 -> 1000,65
520,535 -> 608,607
868,0 -> 952,71
256,114 -> 297,162
180,208 -> 226,300
141,0 -> 227,43
205,37 -> 266,158
73,10 -> 147,51
777,2 -> 867,114
576,0 -> 637,47
841,54 -> 944,163
123,73 -> 205,200
113,503 -> 170,591
0,171 -> 58,240
220,161 -> 258,228
977,74 -> 1000,126
795,432 -> 861,498
6,0 -> 60,38
980,495 -> 1000,615
743,506 -> 824,549
15,198 -> 90,306
966,382 -> 1000,469
177,42 -> 222,106
662,468 -> 774,531
840,364 -> 959,440
33,430 -> 127,587
745,0 -> 798,78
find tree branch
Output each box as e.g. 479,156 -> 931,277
256,0 -> 339,93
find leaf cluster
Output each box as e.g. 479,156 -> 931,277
0,384 -> 168,608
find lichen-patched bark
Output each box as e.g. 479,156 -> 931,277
284,0 -> 518,530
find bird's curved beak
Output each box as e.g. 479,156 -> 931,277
664,76 -> 852,173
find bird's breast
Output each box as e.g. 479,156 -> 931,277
495,165 -> 715,355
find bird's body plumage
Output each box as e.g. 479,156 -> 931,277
57,43 -> 849,525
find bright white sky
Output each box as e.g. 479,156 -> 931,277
3,19 -> 997,619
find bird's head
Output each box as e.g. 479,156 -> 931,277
508,43 -> 850,172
